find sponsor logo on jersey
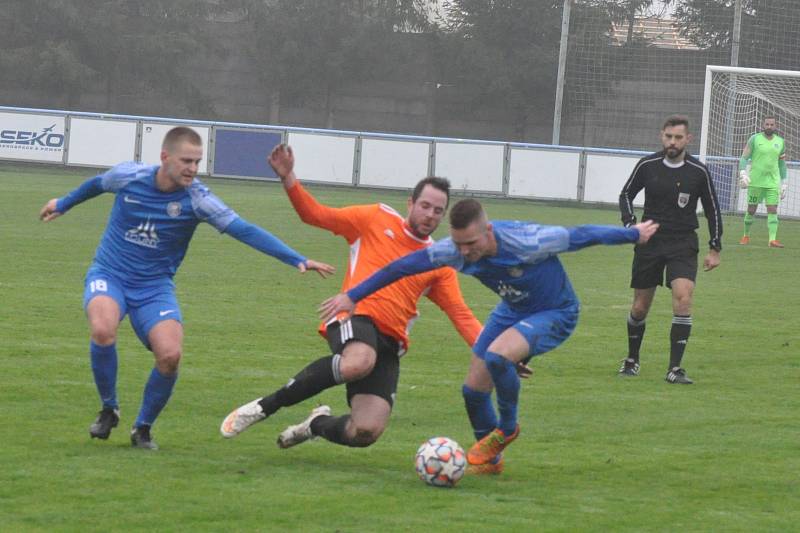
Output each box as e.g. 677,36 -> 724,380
677,192 -> 690,208
383,228 -> 395,239
508,267 -> 524,278
167,201 -> 182,217
497,281 -> 527,303
123,195 -> 142,204
124,218 -> 159,248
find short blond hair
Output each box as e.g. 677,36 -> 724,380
162,127 -> 202,151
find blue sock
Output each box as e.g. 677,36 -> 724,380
483,351 -> 519,436
90,341 -> 118,409
462,385 -> 498,441
135,368 -> 177,427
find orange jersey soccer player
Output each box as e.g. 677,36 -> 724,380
221,144 -> 482,450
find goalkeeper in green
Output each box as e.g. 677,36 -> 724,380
738,115 -> 788,248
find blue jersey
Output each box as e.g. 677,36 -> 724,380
347,220 -> 640,314
428,221 -> 578,312
57,162 -> 306,285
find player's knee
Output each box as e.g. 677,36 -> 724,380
673,296 -> 692,315
90,322 -> 118,346
155,347 -> 182,374
339,354 -> 375,381
350,424 -> 383,447
484,351 -> 512,373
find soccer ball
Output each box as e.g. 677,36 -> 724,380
414,437 -> 466,487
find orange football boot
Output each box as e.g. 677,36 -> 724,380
467,425 -> 519,465
466,454 -> 504,475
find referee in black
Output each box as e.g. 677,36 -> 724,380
618,115 -> 722,384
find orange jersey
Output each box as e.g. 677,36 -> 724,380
286,181 -> 481,353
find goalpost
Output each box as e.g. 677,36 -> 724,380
700,65 -> 800,218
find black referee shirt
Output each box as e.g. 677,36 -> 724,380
619,150 -> 723,251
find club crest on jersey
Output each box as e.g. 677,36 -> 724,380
677,192 -> 690,208
508,267 -> 524,278
167,202 -> 182,218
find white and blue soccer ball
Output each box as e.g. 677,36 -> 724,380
414,437 -> 466,487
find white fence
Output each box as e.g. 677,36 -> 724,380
2,106 -> 797,217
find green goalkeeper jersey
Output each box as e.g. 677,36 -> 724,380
746,132 -> 785,188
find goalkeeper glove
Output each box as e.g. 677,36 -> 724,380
738,170 -> 750,189
781,181 -> 788,199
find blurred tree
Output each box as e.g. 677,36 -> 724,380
246,0 -> 434,128
439,0 -> 563,140
0,2 -> 97,107
674,0 -> 800,70
0,0 -> 224,115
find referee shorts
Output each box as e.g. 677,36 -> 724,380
325,315 -> 400,408
630,232 -> 698,289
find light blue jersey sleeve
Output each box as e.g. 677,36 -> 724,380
346,242 -> 458,303
566,225 -> 639,251
187,183 -> 306,268
188,184 -> 238,232
499,224 -> 571,263
499,222 -> 639,261
224,218 -> 306,268
56,162 -> 158,213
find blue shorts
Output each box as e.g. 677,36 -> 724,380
83,265 -> 182,349
472,301 -> 579,362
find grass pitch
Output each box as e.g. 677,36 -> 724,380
1,164 -> 797,531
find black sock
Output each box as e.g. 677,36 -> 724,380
310,414 -> 365,447
627,313 -> 646,362
258,355 -> 343,416
669,315 -> 692,369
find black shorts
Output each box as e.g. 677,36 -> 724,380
630,232 -> 698,289
325,315 -> 400,408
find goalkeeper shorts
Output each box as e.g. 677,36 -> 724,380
747,186 -> 780,206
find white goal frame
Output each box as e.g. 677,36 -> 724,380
700,65 -> 800,161
699,65 -> 800,218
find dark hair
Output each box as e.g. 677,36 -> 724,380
412,176 -> 450,206
162,127 -> 202,151
449,198 -> 485,230
662,114 -> 690,131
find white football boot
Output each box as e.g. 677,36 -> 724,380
276,405 -> 332,449
220,398 -> 267,438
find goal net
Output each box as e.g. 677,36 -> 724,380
700,65 -> 800,218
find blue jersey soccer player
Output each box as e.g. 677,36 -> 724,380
320,199 -> 657,473
39,127 -> 334,449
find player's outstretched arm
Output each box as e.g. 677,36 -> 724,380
564,220 -> 658,251
318,248 -> 437,322
224,218 -> 334,277
633,220 -> 658,243
319,292 -> 356,321
39,199 -> 62,222
298,259 -> 336,279
40,175 -> 107,222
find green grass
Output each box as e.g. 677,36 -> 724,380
1,164 -> 798,532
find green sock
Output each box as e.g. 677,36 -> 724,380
767,213 -> 779,241
743,212 -> 754,236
